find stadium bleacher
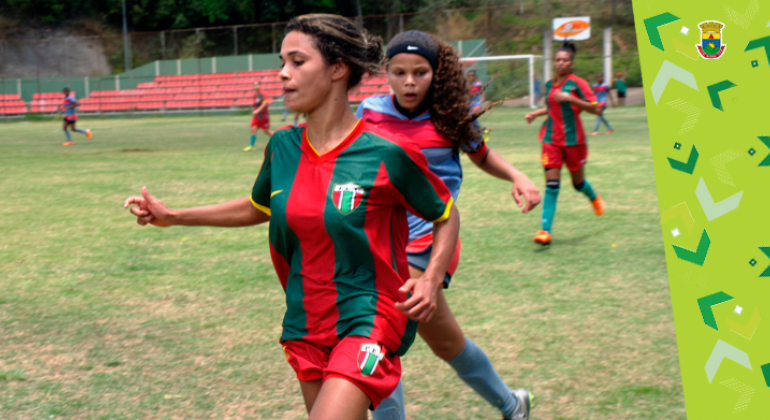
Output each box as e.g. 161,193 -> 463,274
13,70 -> 390,115
0,94 -> 29,115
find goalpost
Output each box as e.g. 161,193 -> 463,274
459,54 -> 544,109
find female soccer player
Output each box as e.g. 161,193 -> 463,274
358,30 -> 539,420
244,81 -> 273,152
590,73 -> 614,136
125,14 -> 460,420
525,42 -> 605,246
60,87 -> 92,146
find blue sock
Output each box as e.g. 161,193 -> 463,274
576,180 -> 597,201
447,337 -> 518,419
75,128 -> 87,135
594,116 -> 602,132
601,115 -> 612,130
249,134 -> 256,147
371,380 -> 405,420
64,130 -> 72,142
542,181 -> 560,232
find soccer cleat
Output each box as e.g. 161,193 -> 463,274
533,230 -> 551,245
63,141 -> 74,146
590,131 -> 599,136
591,195 -> 605,216
606,129 -> 615,135
86,129 -> 92,139
243,146 -> 254,152
504,389 -> 534,420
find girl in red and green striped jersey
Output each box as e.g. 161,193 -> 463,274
525,41 -> 605,246
359,30 -> 538,420
124,14 -> 460,420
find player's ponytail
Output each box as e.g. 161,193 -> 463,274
284,14 -> 384,89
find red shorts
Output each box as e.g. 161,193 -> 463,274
251,116 -> 269,129
541,143 -> 588,172
64,114 -> 77,123
282,336 -> 401,409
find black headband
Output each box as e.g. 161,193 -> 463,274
386,42 -> 438,69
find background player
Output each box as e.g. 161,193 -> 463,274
525,42 -> 604,246
468,70 -> 484,112
360,30 -> 538,420
60,87 -> 92,146
244,81 -> 273,152
615,72 -> 627,106
590,73 -> 614,136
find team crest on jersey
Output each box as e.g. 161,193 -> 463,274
357,343 -> 384,376
333,183 -> 365,215
697,21 -> 726,59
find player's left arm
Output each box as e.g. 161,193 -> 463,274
467,146 -> 541,213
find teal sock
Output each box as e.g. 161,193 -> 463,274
75,128 -> 87,135
249,134 -> 256,147
64,130 -> 72,142
576,180 -> 597,201
542,181 -> 560,232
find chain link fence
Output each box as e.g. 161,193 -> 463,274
0,0 -> 639,118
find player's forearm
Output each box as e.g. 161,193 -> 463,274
168,197 -> 268,227
471,149 -> 522,183
423,204 -> 460,287
534,108 -> 548,117
570,98 -> 600,115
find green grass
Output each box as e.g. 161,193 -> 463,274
0,107 -> 685,419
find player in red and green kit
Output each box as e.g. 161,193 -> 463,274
124,14 -> 460,420
525,42 -> 605,245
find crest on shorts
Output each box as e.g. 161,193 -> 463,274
697,21 -> 726,59
357,343 -> 384,376
333,183 -> 365,215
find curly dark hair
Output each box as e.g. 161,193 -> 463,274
388,31 -> 498,152
284,14 -> 384,90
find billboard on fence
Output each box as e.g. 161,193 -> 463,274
552,17 -> 592,41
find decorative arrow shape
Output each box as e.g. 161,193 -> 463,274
762,363 -> 770,387
695,177 -> 743,221
668,144 -> 699,174
745,36 -> 770,66
711,149 -> 741,186
707,80 -> 737,112
724,0 -> 759,29
705,339 -> 752,383
727,307 -> 761,340
760,247 -> 770,277
644,12 -> 680,51
674,229 -> 710,266
720,378 -> 755,414
758,136 -> 770,167
660,202 -> 695,233
667,99 -> 701,133
651,60 -> 698,104
698,291 -> 734,330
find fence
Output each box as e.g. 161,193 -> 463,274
0,0 -> 639,116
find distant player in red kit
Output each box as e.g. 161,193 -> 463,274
525,42 -> 605,246
244,81 -> 273,152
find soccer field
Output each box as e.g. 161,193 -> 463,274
0,107 -> 686,420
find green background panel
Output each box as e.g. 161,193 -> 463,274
632,0 -> 770,418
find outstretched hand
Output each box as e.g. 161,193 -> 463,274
511,176 -> 542,214
123,187 -> 172,227
395,275 -> 442,322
